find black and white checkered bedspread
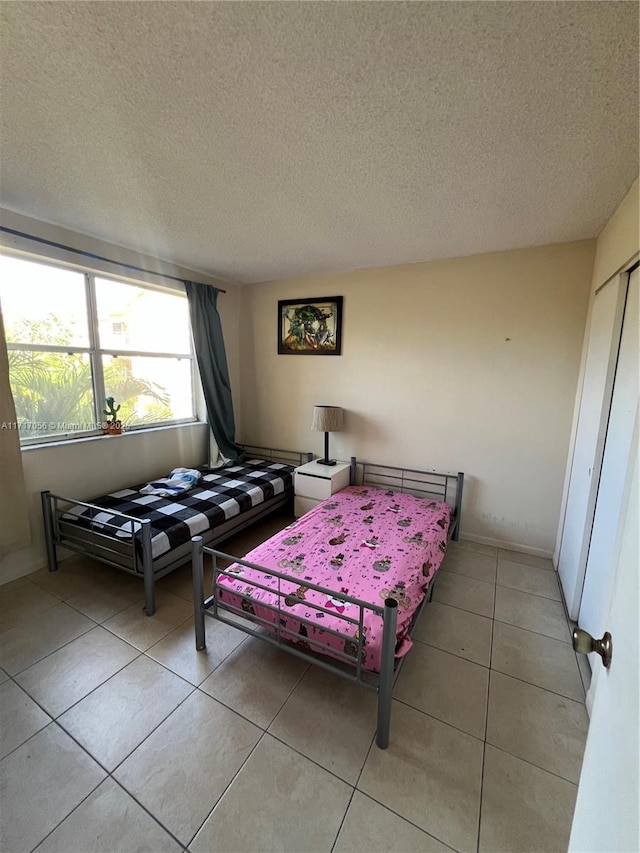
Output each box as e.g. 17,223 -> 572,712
61,459 -> 294,559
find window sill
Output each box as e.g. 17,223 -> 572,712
21,420 -> 205,451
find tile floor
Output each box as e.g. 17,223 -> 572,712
0,512 -> 590,853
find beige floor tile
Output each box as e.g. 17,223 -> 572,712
223,510 -> 295,555
115,691 -> 261,846
0,603 -> 95,675
147,615 -> 246,685
497,559 -> 561,601
200,635 -> 308,727
34,778 -> 182,853
440,548 -> 497,583
432,571 -> 495,618
491,621 -> 584,701
395,642 -> 489,739
269,666 -> 377,784
0,723 -> 105,853
0,582 -> 60,629
0,506 -> 588,853
156,552 -> 227,601
155,561 -> 200,601
190,734 -> 351,853
495,586 -> 570,643
28,557 -> 118,600
498,549 -> 554,571
334,791 -> 452,853
65,578 -> 141,623
0,575 -> 32,592
102,591 -> 192,651
59,656 -> 192,770
486,671 -> 588,783
480,745 -> 578,853
450,539 -> 498,557
0,680 -> 51,759
359,701 -> 483,853
414,600 -> 492,666
16,626 -> 139,717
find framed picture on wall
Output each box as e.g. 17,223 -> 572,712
278,296 -> 343,355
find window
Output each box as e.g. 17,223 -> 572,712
0,254 -> 196,442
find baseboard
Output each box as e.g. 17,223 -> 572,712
459,532 -> 554,561
0,546 -> 74,586
0,553 -> 47,585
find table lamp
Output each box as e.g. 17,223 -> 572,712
311,405 -> 344,466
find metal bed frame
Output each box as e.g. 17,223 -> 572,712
192,457 -> 464,749
40,445 -> 312,616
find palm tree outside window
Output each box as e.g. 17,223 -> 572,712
0,254 -> 196,443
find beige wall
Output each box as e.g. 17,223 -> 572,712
240,241 -> 596,555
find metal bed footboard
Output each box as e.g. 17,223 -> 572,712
192,538 -> 400,749
41,490 -> 157,610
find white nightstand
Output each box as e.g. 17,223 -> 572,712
294,459 -> 351,517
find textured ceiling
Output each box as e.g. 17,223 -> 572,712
0,1 -> 638,284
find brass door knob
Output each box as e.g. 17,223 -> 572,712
572,627 -> 613,669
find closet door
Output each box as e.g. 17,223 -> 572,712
578,266 -> 638,668
557,274 -> 627,619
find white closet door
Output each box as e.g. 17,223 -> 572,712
569,434 -> 639,852
578,267 -> 638,666
557,274 -> 627,618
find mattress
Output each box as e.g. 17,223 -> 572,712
61,459 -> 295,559
216,484 -> 452,672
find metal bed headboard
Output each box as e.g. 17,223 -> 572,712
241,444 -> 313,467
349,457 -> 464,541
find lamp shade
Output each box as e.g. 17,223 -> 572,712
311,405 -> 344,433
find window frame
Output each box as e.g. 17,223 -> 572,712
1,253 -> 198,445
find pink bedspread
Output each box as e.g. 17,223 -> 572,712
216,485 -> 452,672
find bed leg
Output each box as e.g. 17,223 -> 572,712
192,536 -> 206,650
41,491 -> 59,572
452,472 -> 464,542
376,597 -> 398,749
140,519 -> 155,616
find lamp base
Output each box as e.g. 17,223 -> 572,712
316,458 -> 337,466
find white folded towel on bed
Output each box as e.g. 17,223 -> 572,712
140,468 -> 202,498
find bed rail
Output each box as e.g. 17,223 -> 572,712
192,537 -> 400,748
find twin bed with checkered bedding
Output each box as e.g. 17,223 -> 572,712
62,460 -> 293,559
41,450 -> 310,615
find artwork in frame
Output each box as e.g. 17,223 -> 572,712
278,296 -> 343,355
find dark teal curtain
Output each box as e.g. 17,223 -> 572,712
185,281 -> 244,463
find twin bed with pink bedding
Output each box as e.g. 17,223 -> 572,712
192,458 -> 464,749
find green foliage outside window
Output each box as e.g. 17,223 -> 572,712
7,315 -> 171,434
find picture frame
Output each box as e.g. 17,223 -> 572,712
278,296 -> 343,355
